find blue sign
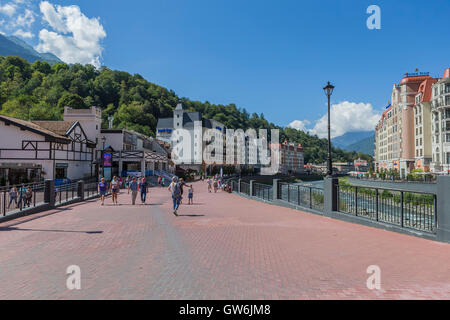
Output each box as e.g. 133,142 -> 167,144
406,72 -> 429,77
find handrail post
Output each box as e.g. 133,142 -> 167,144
309,187 -> 312,209
44,179 -> 55,208
77,180 -> 85,201
401,191 -> 404,228
355,186 -> 358,216
376,188 -> 379,221
324,176 -> 338,216
272,179 -> 279,200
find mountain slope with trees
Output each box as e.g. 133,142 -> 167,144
0,55 -> 372,164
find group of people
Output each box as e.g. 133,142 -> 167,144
206,176 -> 229,193
157,176 -> 166,187
97,175 -> 195,214
8,185 -> 33,209
98,176 -> 149,206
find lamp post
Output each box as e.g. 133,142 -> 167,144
323,82 -> 335,177
101,136 -> 106,178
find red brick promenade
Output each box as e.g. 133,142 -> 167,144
0,181 -> 449,299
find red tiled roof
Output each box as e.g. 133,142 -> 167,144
443,68 -> 450,79
400,75 -> 431,85
417,78 -> 438,103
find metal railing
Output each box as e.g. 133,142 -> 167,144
240,181 -> 250,195
231,180 -> 239,192
0,182 -> 46,217
252,183 -> 273,201
278,182 -> 324,211
55,182 -> 79,206
84,182 -> 100,199
351,174 -> 437,183
338,184 -> 436,233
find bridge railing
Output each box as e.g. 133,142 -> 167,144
0,181 -> 46,217
227,176 -> 450,243
337,184 -> 436,233
278,182 -> 324,212
0,179 -> 106,222
55,182 -> 80,206
252,183 -> 273,201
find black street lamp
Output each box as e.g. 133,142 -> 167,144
323,82 -> 335,177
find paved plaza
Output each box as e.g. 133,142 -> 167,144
0,181 -> 449,300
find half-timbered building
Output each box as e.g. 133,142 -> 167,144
0,115 -> 96,184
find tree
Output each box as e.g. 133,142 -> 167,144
57,92 -> 87,110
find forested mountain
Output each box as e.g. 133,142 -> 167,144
345,135 -> 375,156
0,35 -> 61,65
0,55 -> 372,164
332,131 -> 374,149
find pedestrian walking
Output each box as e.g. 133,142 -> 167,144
188,185 -> 194,205
98,178 -> 107,206
207,178 -> 212,193
213,179 -> 218,193
18,184 -> 26,209
158,176 -> 162,187
110,176 -> 120,205
8,186 -> 18,209
128,177 -> 139,205
168,176 -> 181,216
25,186 -> 33,208
139,177 -> 149,204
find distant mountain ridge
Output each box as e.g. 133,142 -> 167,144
0,34 -> 61,65
332,131 -> 375,156
345,135 -> 375,156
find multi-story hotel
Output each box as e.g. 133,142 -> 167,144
375,72 -> 435,177
430,68 -> 450,174
413,78 -> 437,171
277,139 -> 304,175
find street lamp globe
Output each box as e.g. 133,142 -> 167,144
323,82 -> 335,98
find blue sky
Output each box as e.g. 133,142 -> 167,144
1,0 -> 450,138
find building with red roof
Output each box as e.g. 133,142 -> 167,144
375,72 -> 435,177
413,77 -> 438,171
430,68 -> 450,173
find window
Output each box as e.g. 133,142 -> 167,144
55,166 -> 67,179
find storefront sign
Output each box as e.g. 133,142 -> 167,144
103,153 -> 112,167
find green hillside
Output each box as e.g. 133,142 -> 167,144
0,55 -> 372,164
345,135 -> 375,156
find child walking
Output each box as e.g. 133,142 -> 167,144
188,185 -> 194,205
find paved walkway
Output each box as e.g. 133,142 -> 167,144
0,181 -> 449,300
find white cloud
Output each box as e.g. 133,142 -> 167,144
0,3 -> 16,17
13,28 -> 33,38
288,120 -> 311,132
15,8 -> 34,28
289,101 -> 381,139
36,1 -> 106,68
0,1 -> 34,36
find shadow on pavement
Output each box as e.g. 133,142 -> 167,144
177,214 -> 205,217
0,226 -> 103,234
